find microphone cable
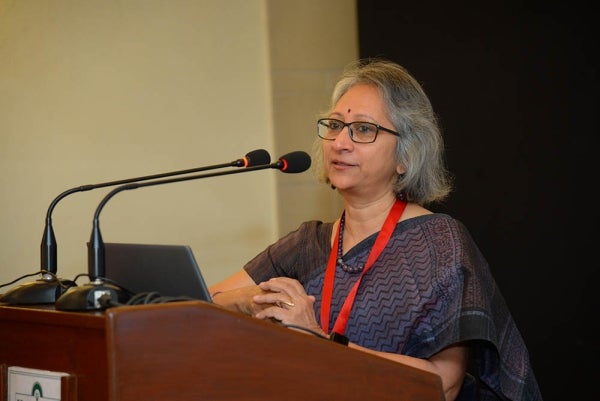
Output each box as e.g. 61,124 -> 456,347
96,290 -> 198,308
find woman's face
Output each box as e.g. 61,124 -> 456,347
323,84 -> 403,199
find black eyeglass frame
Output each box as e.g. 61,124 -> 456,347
317,118 -> 400,144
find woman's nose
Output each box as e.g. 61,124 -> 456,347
334,126 -> 353,146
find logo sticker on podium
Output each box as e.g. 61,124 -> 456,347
7,366 -> 68,401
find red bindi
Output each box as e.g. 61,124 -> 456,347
347,108 -> 351,113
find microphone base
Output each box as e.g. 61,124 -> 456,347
0,276 -> 76,305
55,281 -> 129,311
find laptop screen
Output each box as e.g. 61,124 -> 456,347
102,242 -> 212,302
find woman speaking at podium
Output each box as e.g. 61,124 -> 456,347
209,58 -> 542,401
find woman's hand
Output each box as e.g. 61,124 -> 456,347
253,277 -> 325,336
211,285 -> 272,315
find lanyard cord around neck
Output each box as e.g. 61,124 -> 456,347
320,198 -> 407,335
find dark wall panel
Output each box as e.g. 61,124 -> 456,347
356,2 -> 598,400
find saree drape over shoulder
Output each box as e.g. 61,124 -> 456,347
244,214 -> 543,401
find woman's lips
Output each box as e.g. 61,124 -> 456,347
331,160 -> 356,168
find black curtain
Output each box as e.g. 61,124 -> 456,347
356,1 -> 598,400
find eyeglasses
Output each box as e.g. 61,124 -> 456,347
317,118 -> 400,144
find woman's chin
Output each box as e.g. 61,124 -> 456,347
329,181 -> 352,192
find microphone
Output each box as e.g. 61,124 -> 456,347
0,149 -> 271,305
54,151 -> 311,311
270,150 -> 312,173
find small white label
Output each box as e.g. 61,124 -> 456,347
7,366 -> 68,401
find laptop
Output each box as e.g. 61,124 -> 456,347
102,242 -> 212,302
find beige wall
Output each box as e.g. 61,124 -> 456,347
0,0 -> 356,290
268,1 -> 351,234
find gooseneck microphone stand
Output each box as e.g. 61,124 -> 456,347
55,151 -> 311,311
0,149 -> 270,305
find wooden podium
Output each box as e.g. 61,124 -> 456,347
0,301 -> 444,401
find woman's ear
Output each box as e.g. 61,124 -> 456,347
396,164 -> 406,176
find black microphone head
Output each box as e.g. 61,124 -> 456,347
235,149 -> 271,167
245,149 -> 271,167
275,151 -> 311,173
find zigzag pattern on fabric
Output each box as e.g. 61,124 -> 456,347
308,215 -> 461,354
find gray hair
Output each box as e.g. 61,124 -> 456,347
312,58 -> 453,205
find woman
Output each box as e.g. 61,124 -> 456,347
209,59 -> 542,401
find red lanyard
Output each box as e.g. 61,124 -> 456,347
320,199 -> 407,335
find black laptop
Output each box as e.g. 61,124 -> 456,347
103,242 -> 212,302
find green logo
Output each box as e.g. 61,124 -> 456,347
31,381 -> 44,401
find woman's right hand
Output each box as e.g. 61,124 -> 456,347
211,285 -> 274,315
